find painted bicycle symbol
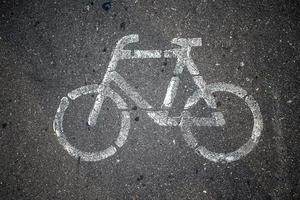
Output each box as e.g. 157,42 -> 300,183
53,34 -> 263,163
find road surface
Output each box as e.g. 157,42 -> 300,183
0,0 -> 299,199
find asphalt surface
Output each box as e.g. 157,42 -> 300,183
0,0 -> 299,199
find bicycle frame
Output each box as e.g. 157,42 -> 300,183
54,34 -> 263,162
87,34 -> 225,128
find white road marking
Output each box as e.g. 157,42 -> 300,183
53,85 -> 130,162
88,85 -> 106,126
109,71 -> 153,109
182,83 -> 263,163
133,50 -> 162,59
88,84 -> 128,126
53,34 -> 263,163
147,111 -> 178,126
114,111 -> 131,148
68,84 -> 98,100
162,76 -> 180,108
185,76 -> 217,109
192,112 -> 225,127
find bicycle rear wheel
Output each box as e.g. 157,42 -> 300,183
181,83 -> 263,163
53,84 -> 130,161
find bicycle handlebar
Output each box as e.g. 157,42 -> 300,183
112,34 -> 202,60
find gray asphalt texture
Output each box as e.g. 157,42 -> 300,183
0,0 -> 299,199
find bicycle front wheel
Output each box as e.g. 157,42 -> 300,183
53,84 -> 130,162
181,83 -> 263,163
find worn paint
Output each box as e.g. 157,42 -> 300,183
53,34 -> 263,163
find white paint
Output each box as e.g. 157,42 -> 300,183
68,84 -> 98,100
147,111 -> 178,126
53,34 -> 263,163
109,71 -> 153,109
114,111 -> 130,148
162,76 -> 180,108
53,97 -> 118,161
133,50 -> 162,59
185,75 -> 217,109
53,85 -> 130,162
182,83 -> 263,163
88,84 -> 128,126
164,38 -> 202,75
192,112 -> 225,127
